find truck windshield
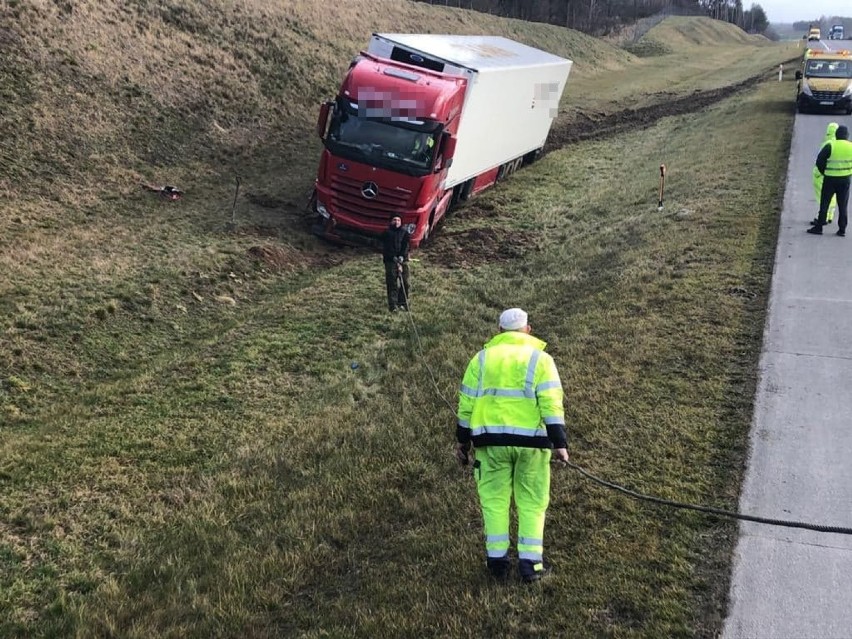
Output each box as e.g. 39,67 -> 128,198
805,60 -> 852,78
325,98 -> 441,176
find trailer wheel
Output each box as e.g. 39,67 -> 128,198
523,149 -> 541,166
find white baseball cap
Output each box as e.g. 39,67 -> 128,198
499,308 -> 528,331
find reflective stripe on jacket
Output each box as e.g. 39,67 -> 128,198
825,139 -> 852,177
457,331 -> 564,449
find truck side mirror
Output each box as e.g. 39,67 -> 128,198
795,70 -> 803,80
442,134 -> 458,161
317,101 -> 334,140
435,134 -> 457,172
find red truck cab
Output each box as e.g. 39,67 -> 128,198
313,53 -> 464,247
311,34 -> 572,247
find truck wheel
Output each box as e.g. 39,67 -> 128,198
422,210 -> 436,244
450,179 -> 475,209
450,185 -> 462,208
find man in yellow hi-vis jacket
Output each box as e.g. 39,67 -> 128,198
456,308 -> 569,583
808,125 -> 852,237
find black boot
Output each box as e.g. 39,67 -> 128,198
486,557 -> 510,582
519,559 -> 552,583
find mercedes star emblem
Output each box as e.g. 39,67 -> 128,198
361,181 -> 379,199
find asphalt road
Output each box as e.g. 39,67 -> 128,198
723,39 -> 852,639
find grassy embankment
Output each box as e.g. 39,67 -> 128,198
1,2 -> 797,636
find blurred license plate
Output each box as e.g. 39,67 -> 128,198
820,101 -> 834,105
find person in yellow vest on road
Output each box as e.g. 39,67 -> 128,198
455,308 -> 569,583
811,122 -> 839,226
808,125 -> 852,237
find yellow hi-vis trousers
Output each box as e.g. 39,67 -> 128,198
474,446 -> 550,572
814,166 -> 837,222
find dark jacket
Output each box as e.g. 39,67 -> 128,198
816,142 -> 832,175
381,226 -> 410,263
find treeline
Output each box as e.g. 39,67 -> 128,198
416,0 -> 770,36
793,18 -> 851,32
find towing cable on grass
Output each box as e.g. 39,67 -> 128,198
394,273 -> 852,536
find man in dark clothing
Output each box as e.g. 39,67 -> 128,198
808,125 -> 852,237
381,216 -> 411,311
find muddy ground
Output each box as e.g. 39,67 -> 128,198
421,226 -> 539,269
547,72 -> 784,149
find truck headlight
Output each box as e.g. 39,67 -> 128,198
802,82 -> 813,96
405,223 -> 416,234
316,201 -> 330,219
843,84 -> 852,97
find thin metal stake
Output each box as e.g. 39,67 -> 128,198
230,176 -> 242,225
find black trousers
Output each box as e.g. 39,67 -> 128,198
384,262 -> 410,310
817,175 -> 851,231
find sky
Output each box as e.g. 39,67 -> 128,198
760,0 -> 850,24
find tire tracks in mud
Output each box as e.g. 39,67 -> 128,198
421,60 -> 799,267
545,60 -> 799,153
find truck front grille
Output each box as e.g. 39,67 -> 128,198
812,90 -> 845,101
330,175 -> 410,221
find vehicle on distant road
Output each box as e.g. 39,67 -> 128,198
830,25 -> 845,40
795,49 -> 852,114
311,34 -> 572,247
808,27 -> 822,41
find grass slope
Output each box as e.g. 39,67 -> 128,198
0,0 -> 630,204
650,16 -> 769,47
0,2 -> 797,636
580,17 -> 794,111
